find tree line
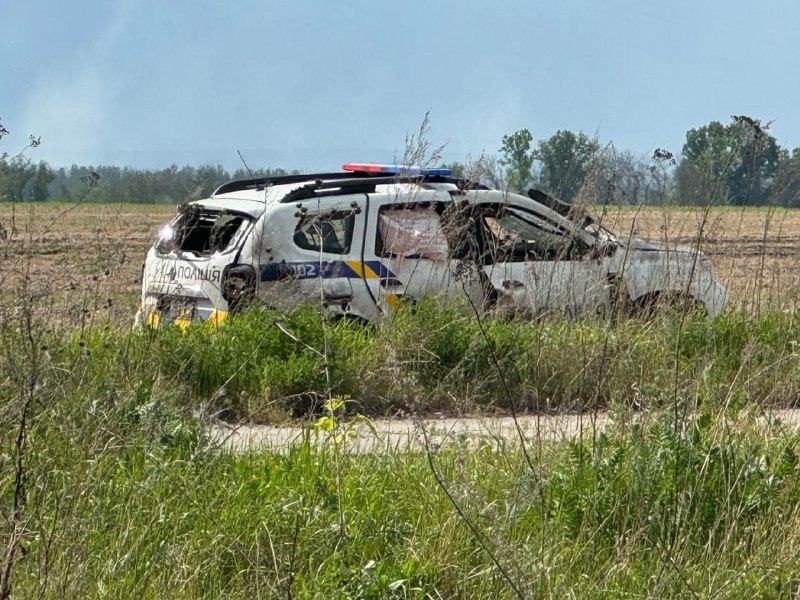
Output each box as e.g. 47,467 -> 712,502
0,161 -> 301,204
1,115 -> 799,206
484,115 -> 800,207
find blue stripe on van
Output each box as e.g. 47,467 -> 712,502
259,261 -> 397,282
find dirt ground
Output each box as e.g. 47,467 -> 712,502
0,202 -> 174,328
1,201 -> 800,328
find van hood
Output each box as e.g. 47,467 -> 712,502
619,236 -> 700,255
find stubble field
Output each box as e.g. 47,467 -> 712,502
0,202 -> 174,327
2,201 -> 800,325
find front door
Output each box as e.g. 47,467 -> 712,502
478,205 -> 609,317
258,201 -> 367,316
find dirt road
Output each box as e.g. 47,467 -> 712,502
209,408 -> 800,454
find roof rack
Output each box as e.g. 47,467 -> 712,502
278,174 -> 490,203
213,171 -> 367,196
213,171 -> 491,198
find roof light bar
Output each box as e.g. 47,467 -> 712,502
342,163 -> 452,176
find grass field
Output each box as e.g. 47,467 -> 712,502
4,201 -> 800,597
2,303 -> 800,597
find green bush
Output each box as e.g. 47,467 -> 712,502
11,301 -> 800,421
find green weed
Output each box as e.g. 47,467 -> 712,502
3,300 -> 800,597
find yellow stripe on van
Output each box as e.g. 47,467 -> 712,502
345,260 -> 380,279
208,310 -> 227,327
344,260 -> 403,311
147,309 -> 161,328
384,294 -> 401,310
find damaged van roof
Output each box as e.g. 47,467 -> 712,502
198,179 -> 348,216
191,199 -> 266,217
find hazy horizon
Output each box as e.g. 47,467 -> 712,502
4,1 -> 799,171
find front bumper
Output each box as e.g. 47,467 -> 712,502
136,295 -> 228,329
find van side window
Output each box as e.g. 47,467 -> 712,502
480,206 -> 583,262
294,212 -> 355,254
376,206 -> 449,260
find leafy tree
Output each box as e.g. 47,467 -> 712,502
535,130 -> 600,202
194,164 -> 233,199
674,116 -> 780,205
447,155 -> 503,189
770,147 -> 800,207
499,129 -> 535,193
596,150 -> 651,205
596,147 -> 676,205
442,161 -> 465,179
29,161 -> 54,201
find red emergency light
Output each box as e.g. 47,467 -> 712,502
342,163 -> 452,176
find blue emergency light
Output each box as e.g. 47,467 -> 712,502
342,163 -> 452,176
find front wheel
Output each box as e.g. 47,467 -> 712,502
634,292 -> 707,318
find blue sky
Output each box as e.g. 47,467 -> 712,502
3,0 -> 799,170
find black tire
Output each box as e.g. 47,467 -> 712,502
634,292 -> 707,318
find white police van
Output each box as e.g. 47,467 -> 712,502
137,163 -> 728,327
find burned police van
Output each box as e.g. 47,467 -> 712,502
137,163 -> 728,327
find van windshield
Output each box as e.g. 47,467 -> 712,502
156,207 -> 251,256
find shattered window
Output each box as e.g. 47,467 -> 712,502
482,208 -> 580,262
293,211 -> 354,254
377,207 -> 449,261
157,208 -> 251,256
